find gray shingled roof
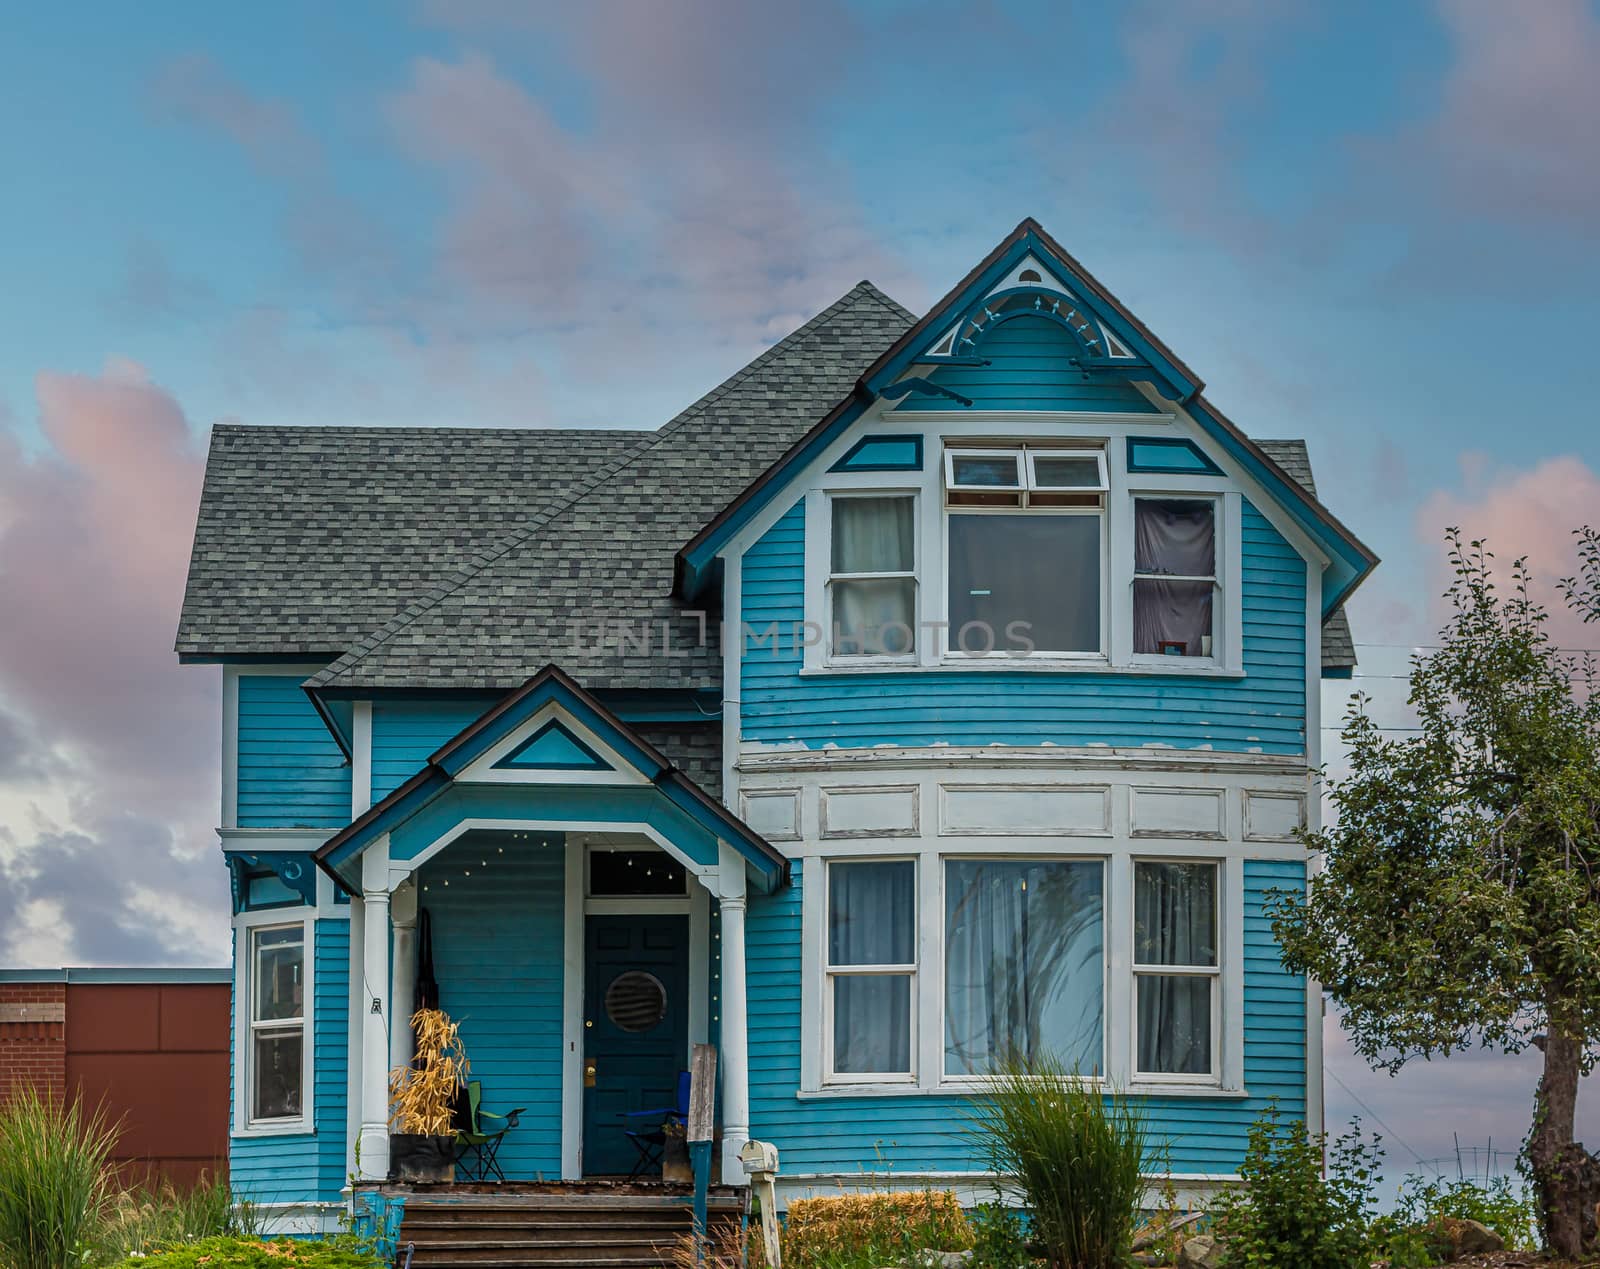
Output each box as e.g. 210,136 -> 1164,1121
176,425 -> 651,657
1256,440 -> 1356,671
306,282 -> 918,692
176,288 -> 1354,680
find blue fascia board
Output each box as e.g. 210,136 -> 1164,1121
320,768 -> 453,877
864,233 -> 1199,403
431,681 -> 666,781
1321,666 -> 1355,680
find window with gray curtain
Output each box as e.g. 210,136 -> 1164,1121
827,860 -> 916,1075
1133,861 -> 1218,1075
947,514 -> 1101,653
1133,499 -> 1216,657
944,859 -> 1104,1076
830,496 -> 916,657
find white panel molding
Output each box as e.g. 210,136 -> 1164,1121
938,783 -> 1111,837
1131,787 -> 1226,840
741,789 -> 802,842
1242,789 -> 1306,842
818,785 -> 921,838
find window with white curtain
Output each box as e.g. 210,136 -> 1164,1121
826,859 -> 916,1078
944,859 -> 1104,1077
1133,499 -> 1217,658
828,495 -> 917,658
249,924 -> 305,1122
1133,861 -> 1219,1077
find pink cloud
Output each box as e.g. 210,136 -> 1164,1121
1416,453 -> 1600,650
0,362 -> 223,963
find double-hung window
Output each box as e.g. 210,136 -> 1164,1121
825,860 -> 916,1079
1133,498 -> 1217,658
1133,861 -> 1219,1077
828,495 -> 917,658
249,924 -> 306,1123
944,858 -> 1104,1077
945,445 -> 1107,656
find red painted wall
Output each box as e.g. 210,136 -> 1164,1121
1,977 -> 230,1187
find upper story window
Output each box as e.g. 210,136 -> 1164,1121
828,495 -> 917,659
945,445 -> 1107,656
1133,498 -> 1216,659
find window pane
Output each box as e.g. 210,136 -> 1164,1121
829,861 -> 915,966
1133,579 -> 1213,656
944,859 -> 1104,1076
252,1030 -> 303,1119
589,850 -> 687,897
833,975 -> 912,1074
948,514 -> 1100,653
1134,862 -> 1217,967
832,578 -> 916,656
1134,500 -> 1214,576
832,497 -> 913,573
950,454 -> 1021,488
254,929 -> 303,1023
1137,975 -> 1212,1075
1032,455 -> 1103,490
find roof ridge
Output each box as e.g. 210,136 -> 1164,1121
209,422 -> 653,438
308,280 -> 908,691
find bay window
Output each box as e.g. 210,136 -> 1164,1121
249,924 -> 305,1123
945,445 -> 1106,656
826,860 -> 916,1078
944,858 -> 1104,1077
1133,861 -> 1219,1077
829,495 -> 917,658
1133,498 -> 1216,658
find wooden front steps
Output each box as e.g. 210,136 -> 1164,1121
371,1182 -> 748,1269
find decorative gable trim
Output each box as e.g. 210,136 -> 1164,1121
494,718 -> 610,771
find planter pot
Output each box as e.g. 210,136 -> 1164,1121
390,1134 -> 457,1183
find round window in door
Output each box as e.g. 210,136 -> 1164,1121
605,971 -> 668,1033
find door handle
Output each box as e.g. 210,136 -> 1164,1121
584,1057 -> 598,1088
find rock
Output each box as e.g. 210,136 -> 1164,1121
1437,1218 -> 1504,1257
919,1252 -> 971,1269
1180,1234 -> 1225,1269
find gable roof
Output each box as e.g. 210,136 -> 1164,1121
304,281 -> 916,694
1256,439 -> 1355,671
176,424 -> 651,660
315,664 -> 787,893
676,218 -> 1378,621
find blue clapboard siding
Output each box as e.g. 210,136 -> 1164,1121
372,698 -> 496,802
921,316 -> 1160,413
741,499 -> 1306,754
237,674 -> 351,828
420,838 -> 566,1179
745,860 -> 1306,1178
229,918 -> 351,1209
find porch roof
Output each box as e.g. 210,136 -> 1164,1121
315,665 -> 788,894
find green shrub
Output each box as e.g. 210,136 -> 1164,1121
968,1202 -> 1031,1269
1214,1105 -> 1381,1269
782,1190 -> 973,1268
110,1234 -> 385,1268
969,1053 -> 1149,1269
98,1170 -> 252,1260
1372,1174 -> 1541,1264
0,1085 -> 122,1269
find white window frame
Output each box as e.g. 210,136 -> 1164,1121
824,490 -> 920,666
944,447 -> 1025,492
822,856 -> 919,1086
1129,495 -> 1222,665
1130,857 -> 1223,1086
938,853 -> 1108,1085
1026,448 -> 1109,492
233,909 -> 315,1136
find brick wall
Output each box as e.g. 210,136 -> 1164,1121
0,981 -> 68,1103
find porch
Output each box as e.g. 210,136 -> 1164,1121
315,668 -> 787,1186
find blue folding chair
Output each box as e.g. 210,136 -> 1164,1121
618,1070 -> 691,1181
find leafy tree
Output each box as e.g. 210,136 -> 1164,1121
1273,529 -> 1600,1257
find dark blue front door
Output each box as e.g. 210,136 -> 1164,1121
582,914 -> 689,1176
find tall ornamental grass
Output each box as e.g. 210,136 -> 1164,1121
969,1053 -> 1149,1269
0,1085 -> 122,1269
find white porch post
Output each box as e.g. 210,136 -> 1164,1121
357,837 -> 392,1181
389,879 -> 419,1071
717,843 -> 750,1179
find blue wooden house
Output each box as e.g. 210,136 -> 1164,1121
177,219 -> 1374,1233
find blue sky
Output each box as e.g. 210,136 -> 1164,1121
0,0 -> 1595,1190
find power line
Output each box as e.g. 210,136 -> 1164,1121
1324,1065 -> 1443,1177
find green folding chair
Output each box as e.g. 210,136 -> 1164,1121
454,1079 -> 522,1182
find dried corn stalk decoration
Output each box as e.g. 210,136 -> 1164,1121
388,1007 -> 469,1135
